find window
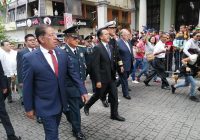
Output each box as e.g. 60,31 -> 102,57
122,11 -> 128,22
112,10 -> 119,20
16,5 -> 26,20
85,5 -> 96,19
28,0 -> 38,17
52,1 -> 64,16
175,0 -> 200,31
147,0 -> 160,31
8,9 -> 15,22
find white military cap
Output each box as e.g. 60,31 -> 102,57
104,21 -> 117,28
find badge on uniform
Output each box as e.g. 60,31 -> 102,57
65,48 -> 69,52
80,52 -> 84,57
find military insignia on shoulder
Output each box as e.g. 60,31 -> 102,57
80,52 -> 84,57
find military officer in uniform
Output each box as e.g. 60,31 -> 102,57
63,26 -> 89,140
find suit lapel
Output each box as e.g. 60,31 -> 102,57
121,39 -> 132,55
65,45 -> 77,59
35,48 -> 55,76
100,42 -> 111,61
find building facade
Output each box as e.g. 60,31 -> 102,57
3,0 -> 200,42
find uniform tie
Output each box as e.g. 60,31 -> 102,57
48,50 -> 58,77
74,50 -> 77,55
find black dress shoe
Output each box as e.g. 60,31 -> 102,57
189,96 -> 200,102
37,117 -> 43,124
123,95 -> 131,100
198,87 -> 200,92
7,135 -> 21,140
101,100 -> 109,107
110,115 -> 125,121
171,85 -> 176,94
161,86 -> 170,90
73,132 -> 86,140
143,81 -> 150,86
84,106 -> 89,116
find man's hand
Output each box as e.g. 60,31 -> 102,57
96,82 -> 102,88
186,67 -> 191,72
2,88 -> 7,94
81,94 -> 89,104
26,110 -> 35,120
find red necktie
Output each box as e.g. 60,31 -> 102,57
48,50 -> 58,77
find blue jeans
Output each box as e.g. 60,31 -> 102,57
137,58 -> 149,79
131,58 -> 143,80
40,113 -> 62,140
174,76 -> 196,96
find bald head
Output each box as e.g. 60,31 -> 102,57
120,29 -> 130,41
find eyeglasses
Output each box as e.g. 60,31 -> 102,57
27,39 -> 36,42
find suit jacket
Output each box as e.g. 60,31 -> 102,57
64,45 -> 87,98
92,42 -> 115,83
117,39 -> 134,72
23,47 -> 87,116
17,48 -> 30,83
0,61 -> 7,90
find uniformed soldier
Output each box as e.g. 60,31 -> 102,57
63,25 -> 88,140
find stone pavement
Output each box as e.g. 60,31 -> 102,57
1,77 -> 200,140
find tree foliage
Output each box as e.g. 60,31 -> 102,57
0,19 -> 7,41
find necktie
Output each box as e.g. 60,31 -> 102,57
74,50 -> 77,55
48,50 -> 58,77
32,48 -> 35,51
105,44 -> 111,59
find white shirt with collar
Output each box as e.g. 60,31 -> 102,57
27,47 -> 35,52
0,48 -> 17,77
122,39 -> 131,53
67,44 -> 77,54
183,38 -> 200,57
40,46 -> 58,72
153,40 -> 166,58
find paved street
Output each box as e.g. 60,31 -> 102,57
1,77 -> 200,140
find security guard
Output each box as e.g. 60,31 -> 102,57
63,26 -> 88,140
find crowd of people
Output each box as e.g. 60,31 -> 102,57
0,22 -> 200,140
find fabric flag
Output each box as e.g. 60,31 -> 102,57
64,13 -> 73,29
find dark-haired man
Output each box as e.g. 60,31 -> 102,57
84,28 -> 125,121
17,34 -> 36,105
23,25 -> 87,140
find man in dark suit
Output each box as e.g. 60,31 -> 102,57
84,28 -> 125,121
23,25 -> 88,140
17,34 -> 36,105
0,61 -> 21,140
100,21 -> 124,107
117,29 -> 134,99
63,26 -> 88,140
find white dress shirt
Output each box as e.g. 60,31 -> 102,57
40,46 -> 58,72
0,48 -> 17,77
67,44 -> 77,54
183,38 -> 200,57
153,40 -> 166,58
